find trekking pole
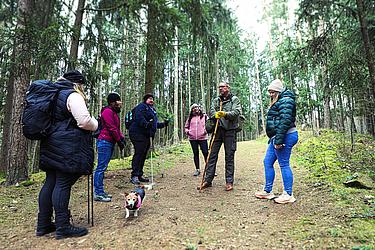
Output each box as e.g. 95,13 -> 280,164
87,175 -> 90,224
199,100 -> 222,192
91,173 -> 94,226
150,137 -> 155,188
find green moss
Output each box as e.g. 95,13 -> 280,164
292,130 -> 375,247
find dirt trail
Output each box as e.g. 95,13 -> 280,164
4,140 -> 342,249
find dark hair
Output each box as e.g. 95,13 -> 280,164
143,93 -> 154,103
187,106 -> 204,126
107,92 -> 121,104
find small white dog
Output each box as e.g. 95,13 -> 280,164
124,186 -> 145,218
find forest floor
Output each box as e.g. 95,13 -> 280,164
0,139 -> 374,249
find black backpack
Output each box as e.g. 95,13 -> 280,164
124,107 -> 136,129
22,80 -> 62,140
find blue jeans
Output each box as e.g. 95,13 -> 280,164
263,131 -> 298,195
94,139 -> 114,195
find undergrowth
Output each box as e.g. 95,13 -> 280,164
293,129 -> 375,249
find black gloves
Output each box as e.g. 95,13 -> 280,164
164,119 -> 169,127
117,139 -> 125,151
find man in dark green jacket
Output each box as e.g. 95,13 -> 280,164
200,82 -> 242,191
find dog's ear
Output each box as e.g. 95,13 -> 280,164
124,192 -> 129,197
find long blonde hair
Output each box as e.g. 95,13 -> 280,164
269,92 -> 280,108
73,83 -> 87,102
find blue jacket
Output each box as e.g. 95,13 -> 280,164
39,80 -> 94,175
129,102 -> 166,138
266,89 -> 296,145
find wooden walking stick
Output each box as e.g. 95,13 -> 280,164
199,99 -> 222,192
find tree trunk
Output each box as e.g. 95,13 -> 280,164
173,27 -> 179,144
0,63 -> 15,172
68,0 -> 85,70
254,46 -> 266,133
187,55 -> 191,110
145,2 -> 157,94
6,0 -> 33,185
356,0 -> 375,136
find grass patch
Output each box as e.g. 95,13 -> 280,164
292,129 -> 375,248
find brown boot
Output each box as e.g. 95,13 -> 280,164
225,183 -> 233,191
197,182 -> 212,190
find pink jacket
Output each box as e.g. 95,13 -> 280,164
184,114 -> 208,140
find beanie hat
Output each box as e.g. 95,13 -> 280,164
107,92 -> 121,104
63,70 -> 86,84
143,93 -> 154,103
268,79 -> 284,92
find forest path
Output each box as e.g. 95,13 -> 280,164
4,140 -> 346,249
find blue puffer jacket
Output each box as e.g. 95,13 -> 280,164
39,80 -> 94,175
128,102 -> 166,138
266,89 -> 296,145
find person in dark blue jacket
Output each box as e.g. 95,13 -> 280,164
255,79 -> 299,204
128,93 -> 169,185
36,70 -> 98,239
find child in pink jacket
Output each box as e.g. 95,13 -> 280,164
184,104 -> 208,176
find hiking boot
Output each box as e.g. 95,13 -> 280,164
55,225 -> 88,240
138,176 -> 149,182
36,223 -> 56,237
94,193 -> 111,202
103,192 -> 112,198
255,190 -> 275,200
225,183 -> 233,191
274,191 -> 296,204
193,169 -> 200,176
130,176 -> 140,185
197,182 -> 212,190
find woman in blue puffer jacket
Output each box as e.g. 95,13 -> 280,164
255,79 -> 299,204
128,93 -> 168,185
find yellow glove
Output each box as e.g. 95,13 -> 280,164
215,111 -> 226,119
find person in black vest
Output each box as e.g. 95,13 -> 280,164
36,70 -> 98,239
128,93 -> 169,185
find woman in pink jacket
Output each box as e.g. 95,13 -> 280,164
184,104 -> 208,176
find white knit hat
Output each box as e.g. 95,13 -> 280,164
268,79 -> 284,92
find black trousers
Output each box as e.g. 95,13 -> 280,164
189,140 -> 208,169
130,134 -> 150,177
204,127 -> 237,184
38,169 -> 81,228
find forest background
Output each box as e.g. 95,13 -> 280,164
0,0 -> 374,186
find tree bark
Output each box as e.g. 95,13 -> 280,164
145,2 -> 157,94
68,0 -> 85,70
173,27 -> 179,144
6,0 -> 33,185
356,0 -> 375,136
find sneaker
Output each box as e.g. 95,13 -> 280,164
94,193 -> 111,202
193,169 -> 200,176
274,191 -> 296,204
255,191 -> 275,200
103,192 -> 112,198
197,181 -> 212,190
55,225 -> 88,240
138,176 -> 149,182
225,183 -> 233,191
130,176 -> 141,185
36,223 -> 56,237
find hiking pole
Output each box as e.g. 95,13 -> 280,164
199,100 -> 222,192
143,137 -> 155,191
91,173 -> 94,226
87,175 -> 90,224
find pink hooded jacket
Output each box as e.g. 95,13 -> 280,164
184,114 -> 208,140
